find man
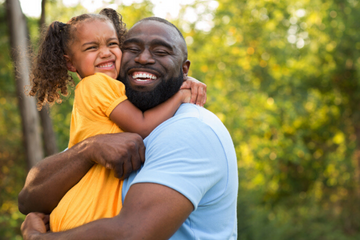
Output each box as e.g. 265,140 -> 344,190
20,17 -> 238,239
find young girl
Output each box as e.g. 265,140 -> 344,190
29,9 -> 206,232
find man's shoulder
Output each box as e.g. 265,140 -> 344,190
162,104 -> 231,142
144,103 -> 235,161
162,103 -> 226,132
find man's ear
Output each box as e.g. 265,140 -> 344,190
182,60 -> 190,78
64,55 -> 76,72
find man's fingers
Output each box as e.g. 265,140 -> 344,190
139,142 -> 146,164
131,133 -> 145,164
41,214 -> 50,224
131,150 -> 142,171
114,162 -> 124,179
122,156 -> 133,179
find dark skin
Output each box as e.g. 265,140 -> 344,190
18,132 -> 145,214
20,20 -> 195,240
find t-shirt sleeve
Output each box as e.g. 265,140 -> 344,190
75,73 -> 127,120
129,118 -> 226,210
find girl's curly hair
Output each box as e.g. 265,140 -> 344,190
29,8 -> 126,110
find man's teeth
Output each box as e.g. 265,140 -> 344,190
98,63 -> 113,68
132,73 -> 157,80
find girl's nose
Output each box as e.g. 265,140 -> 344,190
99,47 -> 111,57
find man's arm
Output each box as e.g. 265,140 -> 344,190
18,132 -> 145,215
21,183 -> 193,240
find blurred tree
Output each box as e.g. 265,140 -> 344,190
5,0 -> 43,168
1,2 -> 27,239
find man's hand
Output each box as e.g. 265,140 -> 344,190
85,132 -> 145,179
19,132 -> 145,214
181,76 -> 207,106
21,213 -> 49,240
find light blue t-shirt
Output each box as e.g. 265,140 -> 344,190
122,104 -> 238,239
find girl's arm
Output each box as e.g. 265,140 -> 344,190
110,89 -> 190,139
181,76 -> 207,106
110,77 -> 206,139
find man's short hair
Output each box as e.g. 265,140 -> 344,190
136,17 -> 186,42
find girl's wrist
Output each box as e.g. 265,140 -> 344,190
179,89 -> 191,103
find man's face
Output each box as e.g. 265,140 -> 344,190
119,20 -> 189,111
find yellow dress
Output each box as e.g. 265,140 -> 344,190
50,73 -> 127,232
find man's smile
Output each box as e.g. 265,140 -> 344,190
132,72 -> 158,81
127,69 -> 161,87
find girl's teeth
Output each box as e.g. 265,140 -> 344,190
98,63 -> 113,68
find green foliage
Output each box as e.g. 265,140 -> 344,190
2,0 -> 360,239
0,3 -> 26,239
183,0 -> 360,239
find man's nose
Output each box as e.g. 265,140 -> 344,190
135,49 -> 155,65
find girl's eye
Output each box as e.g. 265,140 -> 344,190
109,42 -> 119,46
85,46 -> 96,51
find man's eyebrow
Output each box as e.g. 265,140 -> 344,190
123,38 -> 174,51
150,39 -> 174,51
123,38 -> 142,45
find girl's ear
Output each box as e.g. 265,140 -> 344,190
64,55 -> 76,72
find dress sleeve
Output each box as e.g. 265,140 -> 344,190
75,73 -> 127,120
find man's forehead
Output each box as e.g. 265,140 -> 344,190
126,20 -> 181,43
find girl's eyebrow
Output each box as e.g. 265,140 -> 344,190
107,37 -> 119,42
82,37 -> 119,47
82,41 -> 97,47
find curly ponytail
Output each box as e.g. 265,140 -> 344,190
29,21 -> 74,110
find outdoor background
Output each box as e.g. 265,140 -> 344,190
1,0 -> 360,239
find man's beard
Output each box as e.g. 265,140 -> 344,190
119,70 -> 184,112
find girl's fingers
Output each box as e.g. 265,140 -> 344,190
190,83 -> 198,104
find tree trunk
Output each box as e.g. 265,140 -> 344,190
40,106 -> 58,155
38,0 -> 58,156
5,0 -> 44,168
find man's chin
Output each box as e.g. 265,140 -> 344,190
119,70 -> 183,111
128,80 -> 159,92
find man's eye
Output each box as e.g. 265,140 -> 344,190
153,50 -> 168,56
124,47 -> 140,53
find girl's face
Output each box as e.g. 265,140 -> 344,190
65,19 -> 122,79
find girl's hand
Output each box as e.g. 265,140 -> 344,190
179,89 -> 191,103
21,212 -> 49,239
180,76 -> 207,107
